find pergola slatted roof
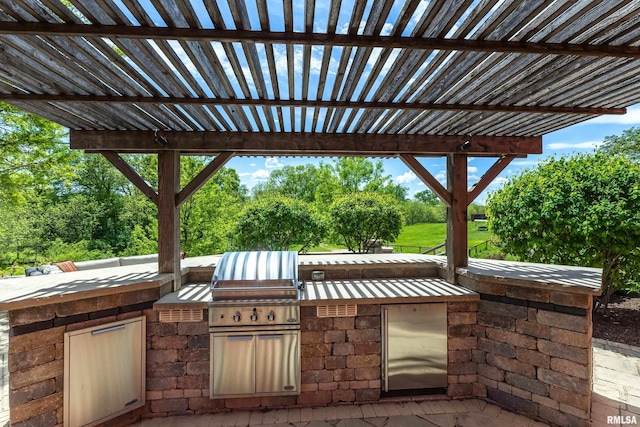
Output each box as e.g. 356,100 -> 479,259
3,0 -> 640,287
1,0 -> 640,137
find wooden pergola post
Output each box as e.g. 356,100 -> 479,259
446,153 -> 468,283
158,150 -> 181,291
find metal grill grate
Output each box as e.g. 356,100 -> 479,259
159,309 -> 203,323
317,304 -> 357,318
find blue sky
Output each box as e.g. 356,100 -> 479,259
224,105 -> 640,204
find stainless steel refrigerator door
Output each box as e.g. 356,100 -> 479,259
382,303 -> 447,391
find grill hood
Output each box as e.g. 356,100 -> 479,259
211,251 -> 301,301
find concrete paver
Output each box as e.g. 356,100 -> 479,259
128,339 -> 640,427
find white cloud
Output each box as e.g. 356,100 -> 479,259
580,106 -> 640,126
249,163 -> 256,167
252,170 -> 270,180
265,157 -> 284,168
511,160 -> 540,167
238,172 -> 251,177
395,171 -> 417,184
380,23 -> 393,36
545,140 -> 602,150
468,166 -> 478,174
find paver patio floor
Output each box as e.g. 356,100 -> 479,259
134,339 -> 640,427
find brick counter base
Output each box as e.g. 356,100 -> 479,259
7,286 -> 169,427
143,301 -> 476,417
471,281 -> 593,427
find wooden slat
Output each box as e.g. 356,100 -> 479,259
70,130 -> 543,155
175,152 -> 234,207
7,22 -> 640,58
0,94 -> 624,116
399,154 -> 451,207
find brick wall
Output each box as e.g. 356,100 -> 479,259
0,311 -> 8,426
471,281 -> 593,427
6,285 -> 169,427
299,304 -> 381,405
447,301 -> 478,398
144,300 -> 477,417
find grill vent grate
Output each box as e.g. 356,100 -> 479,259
317,304 -> 357,318
159,309 -> 203,323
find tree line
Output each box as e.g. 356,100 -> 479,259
2,102 -> 477,274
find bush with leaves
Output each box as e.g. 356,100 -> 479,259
487,152 -> 640,311
233,196 -> 326,252
330,192 -> 403,253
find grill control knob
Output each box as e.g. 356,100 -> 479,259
250,308 -> 258,322
232,312 -> 241,322
267,311 -> 276,321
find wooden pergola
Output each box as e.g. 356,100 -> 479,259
2,0 -> 640,287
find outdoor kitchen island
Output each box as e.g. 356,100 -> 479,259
1,253 -> 601,427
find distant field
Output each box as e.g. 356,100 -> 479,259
295,222 -> 501,257
390,222 -> 494,254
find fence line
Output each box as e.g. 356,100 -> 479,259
389,240 -> 492,257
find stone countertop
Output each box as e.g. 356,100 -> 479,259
153,277 -> 479,310
0,254 -> 601,311
457,258 -> 602,295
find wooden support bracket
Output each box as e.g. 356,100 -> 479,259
98,151 -> 158,205
399,154 -> 451,207
467,155 -> 516,205
175,152 -> 235,208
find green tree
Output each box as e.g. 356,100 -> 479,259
180,161 -> 247,256
330,192 -> 403,253
487,153 -> 640,310
414,189 -> 440,205
234,196 -> 326,252
600,127 -> 640,160
253,164 -> 325,203
332,158 -> 407,202
0,102 -> 74,202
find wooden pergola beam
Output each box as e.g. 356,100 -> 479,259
467,155 -> 516,205
71,131 -> 542,156
0,94 -> 625,116
175,152 -> 235,208
158,151 -> 181,291
399,154 -> 451,207
446,154 -> 468,283
4,22 -> 640,59
98,151 -> 158,205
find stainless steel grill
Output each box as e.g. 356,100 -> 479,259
208,251 -> 301,399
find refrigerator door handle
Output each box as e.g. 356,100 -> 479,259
382,307 -> 388,392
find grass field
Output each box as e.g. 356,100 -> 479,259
390,222 -> 496,255
301,222 -> 502,257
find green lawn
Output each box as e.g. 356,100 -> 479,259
390,222 -> 494,254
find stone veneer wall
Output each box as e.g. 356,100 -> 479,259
466,279 -> 593,427
298,304 -> 382,405
1,311 -> 9,426
143,300 -> 476,417
6,286 -> 170,427
447,301 -> 479,398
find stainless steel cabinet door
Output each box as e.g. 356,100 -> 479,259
382,303 -> 447,391
255,331 -> 300,394
64,317 -> 145,427
211,333 -> 256,396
